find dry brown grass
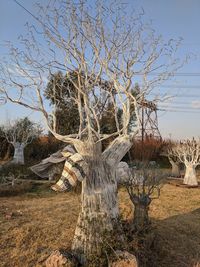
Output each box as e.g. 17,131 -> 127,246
0,172 -> 200,267
119,171 -> 200,267
0,191 -> 80,267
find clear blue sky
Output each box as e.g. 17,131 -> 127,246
0,0 -> 200,139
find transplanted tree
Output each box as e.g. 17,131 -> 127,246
171,139 -> 200,186
0,0 -> 184,265
163,141 -> 181,177
126,165 -> 163,231
2,117 -> 41,165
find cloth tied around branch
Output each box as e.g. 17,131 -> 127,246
52,156 -> 130,193
30,144 -> 131,192
30,145 -> 76,179
51,152 -> 87,192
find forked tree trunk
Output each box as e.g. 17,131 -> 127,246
183,164 -> 198,186
12,142 -> 25,165
169,159 -> 180,177
72,136 -> 131,266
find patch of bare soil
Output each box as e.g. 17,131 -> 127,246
1,175 -> 200,267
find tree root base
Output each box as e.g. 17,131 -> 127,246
167,179 -> 200,188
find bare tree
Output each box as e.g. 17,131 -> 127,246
0,0 -> 184,264
126,166 -> 163,231
168,156 -> 181,177
0,96 -> 6,105
2,117 -> 41,165
163,141 -> 181,177
171,139 -> 200,186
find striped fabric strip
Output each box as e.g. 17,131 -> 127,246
51,178 -> 72,192
63,165 -> 78,185
66,158 -> 86,179
51,153 -> 87,191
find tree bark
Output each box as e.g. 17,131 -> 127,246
72,162 -> 120,265
72,136 -> 131,266
133,203 -> 149,231
183,164 -> 198,186
169,159 -> 180,177
12,142 -> 25,165
132,195 -> 151,231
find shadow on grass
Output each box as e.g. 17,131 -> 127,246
0,179 -> 55,197
150,208 -> 200,267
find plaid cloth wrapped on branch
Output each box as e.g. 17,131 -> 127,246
51,153 -> 87,192
31,145 -> 130,192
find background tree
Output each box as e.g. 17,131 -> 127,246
0,96 -> 6,105
130,137 -> 164,163
2,117 -> 42,165
0,131 -> 12,161
171,139 -> 200,186
0,0 -> 184,265
45,71 -> 127,138
44,71 -> 80,135
162,141 -> 181,177
0,97 -> 9,161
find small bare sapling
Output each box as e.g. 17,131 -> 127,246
126,165 -> 164,231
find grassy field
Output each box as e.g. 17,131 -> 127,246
0,178 -> 200,267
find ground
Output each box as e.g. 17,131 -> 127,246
0,179 -> 200,267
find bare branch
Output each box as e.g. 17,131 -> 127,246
0,0 -> 184,148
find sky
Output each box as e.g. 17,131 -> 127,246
0,0 -> 200,139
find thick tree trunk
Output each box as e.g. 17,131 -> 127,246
133,203 -> 149,231
12,142 -> 25,165
132,196 -> 151,231
72,163 -> 120,265
169,159 -> 180,177
183,164 -> 198,186
72,136 -> 132,266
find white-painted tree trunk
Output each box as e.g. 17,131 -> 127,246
169,159 -> 180,177
183,164 -> 198,186
72,162 -> 119,265
12,142 -> 25,165
72,136 -> 131,266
